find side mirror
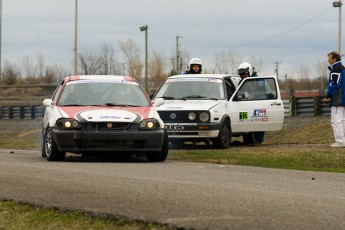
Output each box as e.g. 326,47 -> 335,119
152,98 -> 164,107
43,99 -> 54,107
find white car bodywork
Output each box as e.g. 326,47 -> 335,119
152,74 -> 284,148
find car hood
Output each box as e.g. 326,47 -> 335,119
155,100 -> 222,111
57,106 -> 154,122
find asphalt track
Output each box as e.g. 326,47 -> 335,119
1,149 -> 345,230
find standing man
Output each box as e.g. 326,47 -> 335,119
325,51 -> 345,147
237,62 -> 265,145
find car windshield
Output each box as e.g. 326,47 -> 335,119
57,80 -> 150,107
154,77 -> 225,100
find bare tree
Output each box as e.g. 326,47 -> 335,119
98,43 -> 119,75
2,60 -> 20,85
119,39 -> 143,82
315,61 -> 329,95
213,49 -> 242,74
249,55 -> 264,73
78,49 -> 100,75
22,56 -> 37,79
149,51 -> 168,91
36,53 -> 45,78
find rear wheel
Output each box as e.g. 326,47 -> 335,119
146,130 -> 169,162
43,128 -> 66,161
213,120 -> 231,149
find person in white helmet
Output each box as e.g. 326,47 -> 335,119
187,58 -> 202,74
237,62 -> 265,145
237,62 -> 253,80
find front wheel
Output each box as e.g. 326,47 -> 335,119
146,130 -> 169,162
43,128 -> 66,161
213,120 -> 231,149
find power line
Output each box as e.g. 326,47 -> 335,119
183,6 -> 333,49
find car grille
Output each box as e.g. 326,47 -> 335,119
82,140 -> 145,150
158,111 -> 205,123
85,122 -> 131,130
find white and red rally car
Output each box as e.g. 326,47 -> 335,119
42,75 -> 168,162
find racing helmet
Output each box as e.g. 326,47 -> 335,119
237,62 -> 253,77
189,58 -> 202,72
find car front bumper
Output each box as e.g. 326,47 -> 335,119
52,128 -> 165,153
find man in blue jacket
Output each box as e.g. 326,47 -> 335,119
325,51 -> 345,147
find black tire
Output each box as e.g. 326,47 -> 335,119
213,120 -> 231,149
43,128 -> 66,161
146,129 -> 169,162
243,132 -> 255,145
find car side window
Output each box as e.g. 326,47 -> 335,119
235,78 -> 277,101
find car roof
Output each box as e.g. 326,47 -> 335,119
65,75 -> 137,82
167,74 -> 238,80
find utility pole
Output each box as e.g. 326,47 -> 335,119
273,61 -> 281,80
333,0 -> 342,54
140,25 -> 148,92
176,36 -> 180,74
74,0 -> 78,75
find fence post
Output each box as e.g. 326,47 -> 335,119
290,96 -> 296,116
31,106 -> 35,119
314,96 -> 321,115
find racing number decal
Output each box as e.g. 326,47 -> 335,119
239,112 -> 248,121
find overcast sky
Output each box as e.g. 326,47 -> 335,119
2,0 -> 342,77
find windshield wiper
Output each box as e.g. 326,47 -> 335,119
104,103 -> 139,107
158,96 -> 176,100
182,95 -> 207,99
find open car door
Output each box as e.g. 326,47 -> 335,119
228,76 -> 284,133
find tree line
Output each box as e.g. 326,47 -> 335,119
0,39 -> 329,95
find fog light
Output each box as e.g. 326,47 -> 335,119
72,120 -> 79,127
65,121 -> 71,128
147,122 -> 154,128
140,121 -> 147,128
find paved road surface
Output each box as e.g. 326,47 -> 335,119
1,149 -> 345,230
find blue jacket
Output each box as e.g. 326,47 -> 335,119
326,61 -> 345,107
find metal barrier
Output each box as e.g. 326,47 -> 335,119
0,97 -> 332,119
289,96 -> 331,116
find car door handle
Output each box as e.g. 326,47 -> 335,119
271,102 -> 281,106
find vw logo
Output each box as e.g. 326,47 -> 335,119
170,113 -> 177,119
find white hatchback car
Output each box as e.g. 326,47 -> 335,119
42,75 -> 168,161
152,74 -> 284,148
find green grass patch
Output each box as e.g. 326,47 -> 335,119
0,200 -> 174,230
168,146 -> 345,173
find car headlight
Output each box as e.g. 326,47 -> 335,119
139,119 -> 161,130
199,112 -> 210,122
55,118 -> 81,129
188,112 -> 197,121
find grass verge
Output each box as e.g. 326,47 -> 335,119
0,200 -> 174,230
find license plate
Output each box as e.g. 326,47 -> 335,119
165,124 -> 184,130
